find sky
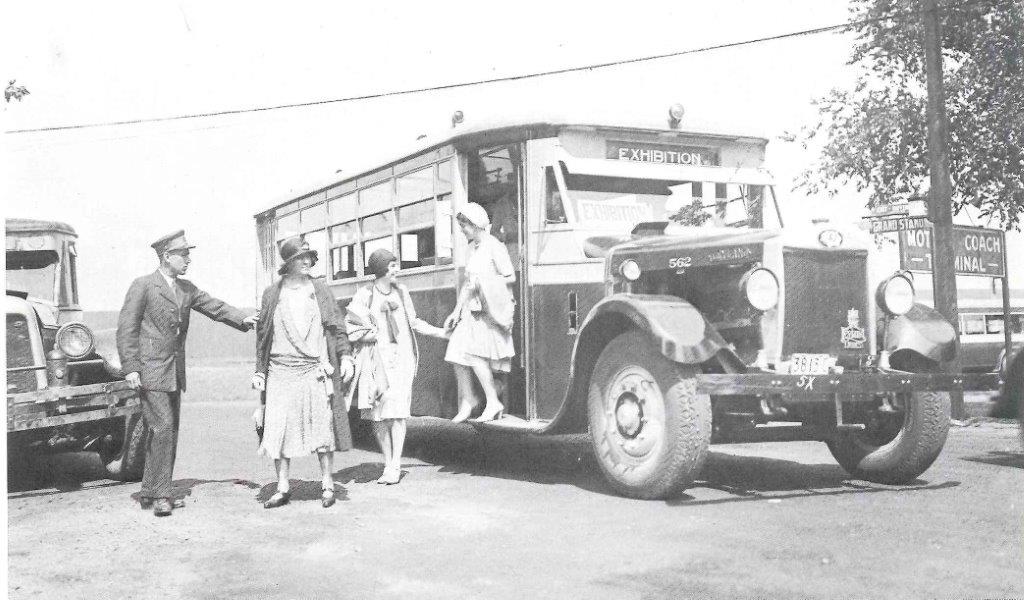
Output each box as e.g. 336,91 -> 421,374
4,1 -> 1018,309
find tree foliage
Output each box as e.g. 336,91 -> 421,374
794,0 -> 1024,229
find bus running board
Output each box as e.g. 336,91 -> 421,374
468,414 -> 550,434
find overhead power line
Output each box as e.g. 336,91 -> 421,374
3,2 -> 980,135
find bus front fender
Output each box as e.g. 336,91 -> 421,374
885,303 -> 957,364
580,294 -> 728,364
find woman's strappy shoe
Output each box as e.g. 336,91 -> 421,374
470,404 -> 504,423
383,466 -> 401,485
321,488 -> 336,508
263,491 -> 290,509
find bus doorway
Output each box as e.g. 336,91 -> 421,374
467,145 -> 528,418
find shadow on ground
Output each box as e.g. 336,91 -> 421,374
358,418 -> 960,504
9,419 -> 959,506
7,451 -> 117,497
961,450 -> 1024,469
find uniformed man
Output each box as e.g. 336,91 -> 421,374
116,230 -> 258,517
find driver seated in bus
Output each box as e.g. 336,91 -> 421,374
468,155 -> 518,246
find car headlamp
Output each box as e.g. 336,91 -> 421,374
619,260 -> 642,282
876,273 -> 915,316
55,322 -> 95,360
741,267 -> 780,311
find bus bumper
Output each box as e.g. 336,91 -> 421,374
697,372 -> 1003,396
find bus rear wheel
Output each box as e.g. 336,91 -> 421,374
587,330 -> 711,499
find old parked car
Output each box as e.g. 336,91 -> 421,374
6,218 -> 145,480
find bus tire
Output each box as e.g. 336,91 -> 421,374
101,413 -> 146,481
587,330 -> 711,499
826,391 -> 950,484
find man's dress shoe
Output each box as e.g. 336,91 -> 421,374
140,497 -> 184,510
152,498 -> 174,517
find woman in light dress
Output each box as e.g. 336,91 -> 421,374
443,202 -> 517,423
345,248 -> 446,484
252,236 -> 354,508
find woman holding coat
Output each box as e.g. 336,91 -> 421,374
252,236 -> 355,509
345,248 -> 446,484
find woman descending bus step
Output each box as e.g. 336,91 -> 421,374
252,237 -> 355,509
345,249 -> 447,484
444,202 -> 517,423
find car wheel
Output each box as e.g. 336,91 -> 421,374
587,330 -> 711,499
826,390 -> 950,484
101,413 -> 146,481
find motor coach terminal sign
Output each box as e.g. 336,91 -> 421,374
896,224 -> 1005,277
606,141 -> 720,167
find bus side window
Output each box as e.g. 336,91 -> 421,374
329,221 -> 358,279
544,167 -> 567,224
396,200 -> 436,269
361,211 -> 394,266
436,160 -> 454,264
985,314 -> 1004,335
962,314 -> 985,335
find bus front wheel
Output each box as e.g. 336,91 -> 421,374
587,330 -> 711,499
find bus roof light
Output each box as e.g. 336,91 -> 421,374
668,104 -> 685,128
451,111 -> 464,128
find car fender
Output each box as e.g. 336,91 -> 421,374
884,303 -> 956,364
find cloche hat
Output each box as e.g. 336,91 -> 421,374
457,202 -> 491,230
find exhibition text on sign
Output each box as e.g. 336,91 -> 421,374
606,141 -> 720,167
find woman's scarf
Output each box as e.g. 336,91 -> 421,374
379,296 -> 400,343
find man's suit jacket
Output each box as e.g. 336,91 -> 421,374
116,270 -> 250,392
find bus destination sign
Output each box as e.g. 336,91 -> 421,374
898,225 -> 1005,277
606,141 -> 720,167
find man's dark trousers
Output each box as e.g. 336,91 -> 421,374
140,390 -> 182,499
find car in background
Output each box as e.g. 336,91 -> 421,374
7,218 -> 145,480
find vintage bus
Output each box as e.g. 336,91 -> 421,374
254,109 -> 995,499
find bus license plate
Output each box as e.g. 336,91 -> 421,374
789,354 -> 832,375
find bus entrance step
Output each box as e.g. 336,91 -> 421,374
469,414 -> 550,433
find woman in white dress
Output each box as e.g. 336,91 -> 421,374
345,249 -> 446,484
443,203 -> 516,423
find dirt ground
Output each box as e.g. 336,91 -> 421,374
7,366 -> 1024,599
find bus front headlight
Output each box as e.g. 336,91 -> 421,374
55,322 -> 95,360
619,260 -> 641,281
876,273 -> 915,316
741,267 -> 779,311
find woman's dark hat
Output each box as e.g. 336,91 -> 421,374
277,236 -> 318,274
366,248 -> 397,278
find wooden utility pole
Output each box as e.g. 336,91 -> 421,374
922,0 -> 964,418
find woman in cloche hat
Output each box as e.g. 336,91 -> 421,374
443,202 -> 517,423
251,236 -> 355,509
344,248 -> 446,484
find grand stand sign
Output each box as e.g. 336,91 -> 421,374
870,217 -> 1006,277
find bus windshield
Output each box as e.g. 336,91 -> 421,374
548,168 -> 776,233
6,250 -> 59,302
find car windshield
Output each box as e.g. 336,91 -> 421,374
547,169 -> 777,233
6,250 -> 59,302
